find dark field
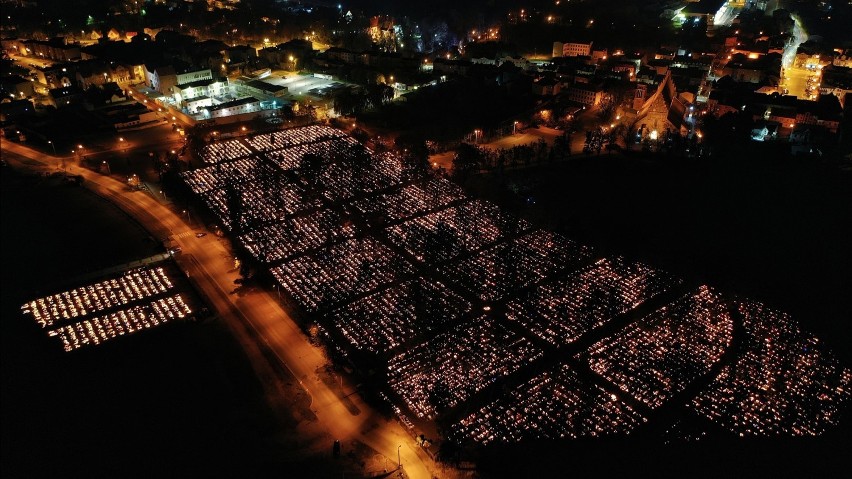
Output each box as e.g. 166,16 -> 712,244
0,168 -> 320,477
472,154 -> 852,363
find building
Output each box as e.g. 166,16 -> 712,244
630,71 -> 681,136
145,65 -> 176,94
232,78 -> 287,99
223,45 -> 257,65
532,77 -> 561,96
323,47 -> 360,65
20,38 -> 81,61
553,41 -> 593,58
97,102 -> 160,130
35,64 -> 75,89
48,86 -> 85,107
432,58 -> 473,77
0,99 -> 35,120
172,78 -> 229,103
184,96 -> 214,114
176,68 -> 213,87
205,96 -> 262,118
75,61 -> 131,89
0,75 -> 35,100
146,65 -> 212,94
820,66 -> 852,108
564,83 -> 603,106
832,49 -> 852,68
723,53 -> 780,84
278,39 -> 314,61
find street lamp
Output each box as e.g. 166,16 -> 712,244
47,140 -> 56,155
183,209 -> 192,224
397,445 -> 402,468
513,121 -> 519,134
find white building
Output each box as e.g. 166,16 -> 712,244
146,65 -> 213,94
553,41 -> 593,58
172,78 -> 229,104
205,96 -> 262,118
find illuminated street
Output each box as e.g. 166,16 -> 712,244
781,65 -> 819,100
2,141 -> 435,479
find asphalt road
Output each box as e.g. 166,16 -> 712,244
1,140 -> 436,479
781,66 -> 819,100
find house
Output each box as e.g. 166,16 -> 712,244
564,83 -> 603,106
432,58 -> 473,77
35,64 -> 75,89
723,53 -> 781,84
0,75 -> 35,100
48,86 -> 85,107
21,38 -> 81,61
278,39 -> 314,61
223,45 -> 257,65
323,47 -> 360,65
0,98 -> 35,120
820,65 -> 852,108
532,77 -> 560,96
145,65 -> 176,93
97,102 -> 160,130
75,61 -> 130,89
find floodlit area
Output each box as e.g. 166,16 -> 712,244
581,287 -> 734,409
266,73 -> 352,99
451,364 -> 647,444
20,266 -> 195,351
178,125 -> 852,443
691,300 -> 852,436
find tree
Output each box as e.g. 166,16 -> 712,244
332,88 -> 367,116
452,143 -> 483,180
396,137 -> 430,180
366,83 -> 394,109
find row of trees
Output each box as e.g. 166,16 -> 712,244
332,84 -> 395,116
452,134 -> 572,180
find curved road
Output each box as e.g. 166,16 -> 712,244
1,140 -> 436,479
